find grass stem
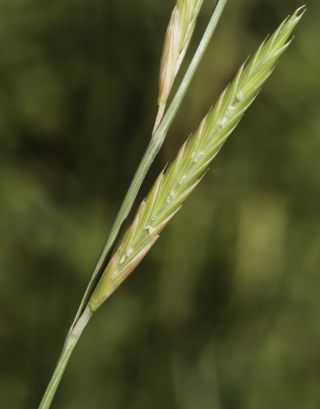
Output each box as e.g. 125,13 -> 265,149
38,307 -> 92,409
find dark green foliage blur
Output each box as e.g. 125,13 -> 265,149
0,0 -> 318,408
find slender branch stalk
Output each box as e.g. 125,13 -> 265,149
38,307 -> 92,409
39,338 -> 77,409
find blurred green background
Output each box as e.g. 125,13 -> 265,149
0,0 -> 319,408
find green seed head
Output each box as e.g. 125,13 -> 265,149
88,6 -> 305,312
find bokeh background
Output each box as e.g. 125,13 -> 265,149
0,0 -> 319,408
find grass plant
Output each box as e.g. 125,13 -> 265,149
38,2 -> 304,408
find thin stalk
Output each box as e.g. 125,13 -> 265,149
38,338 -> 77,409
39,308 -> 92,409
71,0 -> 228,330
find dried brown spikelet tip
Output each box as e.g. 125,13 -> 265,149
158,0 -> 204,109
